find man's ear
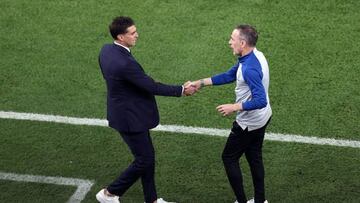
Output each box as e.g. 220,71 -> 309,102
241,40 -> 246,47
116,34 -> 123,41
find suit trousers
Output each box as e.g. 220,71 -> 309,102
222,118 -> 271,203
107,130 -> 157,203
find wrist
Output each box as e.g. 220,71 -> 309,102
200,79 -> 205,88
234,103 -> 242,111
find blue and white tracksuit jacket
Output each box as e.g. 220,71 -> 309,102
211,48 -> 272,131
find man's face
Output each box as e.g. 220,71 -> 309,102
118,25 -> 138,47
228,29 -> 245,56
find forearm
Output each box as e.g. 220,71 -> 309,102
153,82 -> 183,97
193,78 -> 213,89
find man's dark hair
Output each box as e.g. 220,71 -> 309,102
109,16 -> 135,39
236,24 -> 258,47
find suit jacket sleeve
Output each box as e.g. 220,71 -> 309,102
121,60 -> 183,97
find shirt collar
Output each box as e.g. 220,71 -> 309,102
238,48 -> 255,63
114,41 -> 130,53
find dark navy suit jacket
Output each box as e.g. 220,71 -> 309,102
99,43 -> 182,133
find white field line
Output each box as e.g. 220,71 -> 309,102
0,111 -> 359,148
0,172 -> 94,203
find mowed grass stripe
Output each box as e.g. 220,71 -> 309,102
1,110 -> 359,148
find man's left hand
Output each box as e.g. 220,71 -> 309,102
216,103 -> 242,116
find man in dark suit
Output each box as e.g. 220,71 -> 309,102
96,16 -> 196,203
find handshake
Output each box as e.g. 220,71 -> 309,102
182,80 -> 203,96
181,78 -> 242,116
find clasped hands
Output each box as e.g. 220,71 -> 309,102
182,80 -> 242,116
182,80 -> 200,96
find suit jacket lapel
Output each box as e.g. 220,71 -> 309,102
113,44 -> 144,72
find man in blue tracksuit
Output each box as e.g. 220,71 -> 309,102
191,25 -> 272,203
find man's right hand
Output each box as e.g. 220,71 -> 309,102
182,81 -> 198,96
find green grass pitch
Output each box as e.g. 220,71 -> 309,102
0,0 -> 359,202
